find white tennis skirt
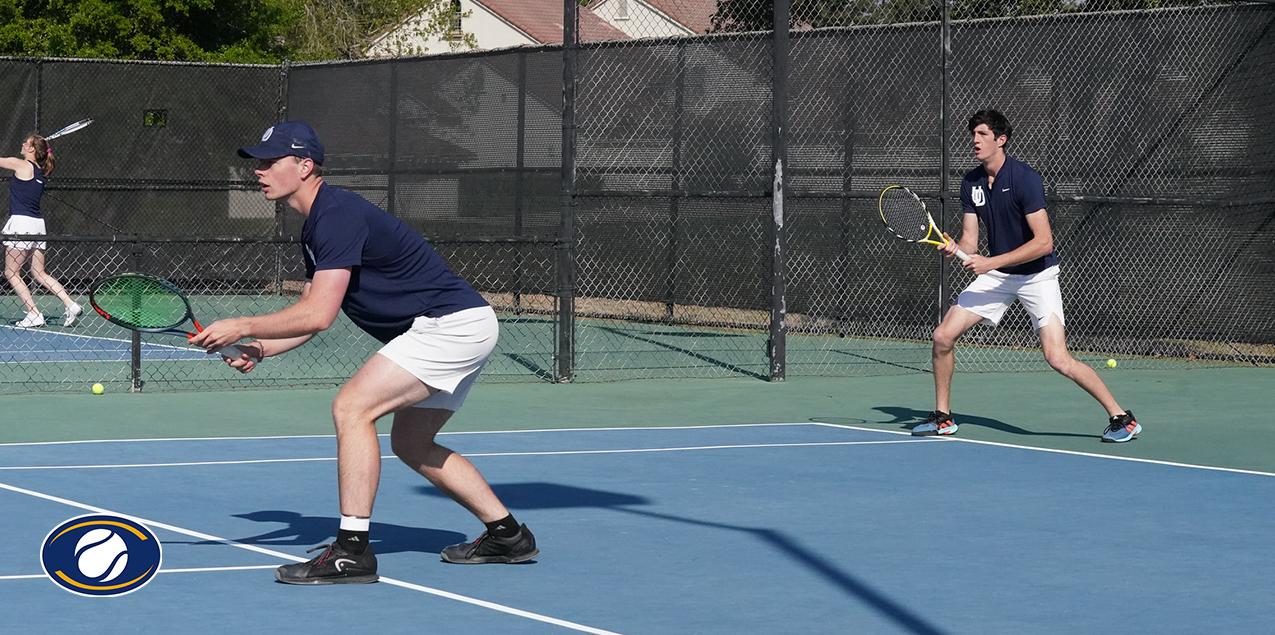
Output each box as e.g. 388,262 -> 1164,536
377,305 -> 499,411
2,215 -> 47,250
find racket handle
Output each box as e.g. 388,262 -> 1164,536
214,344 -> 252,360
953,248 -> 971,263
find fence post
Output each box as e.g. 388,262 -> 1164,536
556,0 -> 579,383
666,41 -> 686,320
938,0 -> 953,323
514,51 -> 527,315
769,0 -> 790,382
130,241 -> 144,392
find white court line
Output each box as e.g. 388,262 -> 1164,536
0,422 -> 817,448
0,565 -> 279,580
810,421 -> 1275,478
0,439 -> 917,470
5,421 -> 1270,477
0,481 -> 626,635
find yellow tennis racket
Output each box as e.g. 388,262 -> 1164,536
878,185 -> 970,262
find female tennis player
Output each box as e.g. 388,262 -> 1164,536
1,134 -> 82,328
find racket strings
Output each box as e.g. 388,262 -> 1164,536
92,278 -> 188,329
880,191 -> 932,242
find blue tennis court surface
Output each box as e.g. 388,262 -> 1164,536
3,424 -> 1272,634
0,325 -> 213,363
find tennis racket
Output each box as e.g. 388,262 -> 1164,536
878,185 -> 970,262
43,119 -> 93,141
89,273 -> 249,359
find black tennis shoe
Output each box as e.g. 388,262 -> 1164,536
441,524 -> 539,564
275,543 -> 378,585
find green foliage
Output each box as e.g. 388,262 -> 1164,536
0,0 -> 471,62
290,0 -> 476,60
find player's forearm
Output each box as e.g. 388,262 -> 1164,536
988,236 -> 1053,269
239,300 -> 337,340
251,334 -> 314,359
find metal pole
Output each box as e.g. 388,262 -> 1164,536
274,60 -> 291,296
556,0 -> 579,382
388,61 -> 399,218
514,52 -> 527,314
938,0 -> 953,324
130,242 -> 144,392
769,0 -> 790,382
667,41 -> 686,320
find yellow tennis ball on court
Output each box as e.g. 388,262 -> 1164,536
1106,359 -> 1117,369
92,383 -> 105,395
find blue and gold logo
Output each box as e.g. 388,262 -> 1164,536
41,514 -> 162,597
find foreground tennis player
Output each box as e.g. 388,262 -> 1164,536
191,121 -> 537,585
916,109 -> 1141,444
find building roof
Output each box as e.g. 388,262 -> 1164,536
477,0 -> 630,43
639,0 -> 719,34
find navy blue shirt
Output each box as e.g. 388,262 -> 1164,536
302,183 -> 488,343
960,155 -> 1058,275
8,161 -> 45,219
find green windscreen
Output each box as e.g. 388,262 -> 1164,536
92,276 -> 188,329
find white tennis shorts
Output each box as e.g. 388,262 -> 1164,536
2,215 -> 47,250
377,305 -> 498,411
956,265 -> 1065,330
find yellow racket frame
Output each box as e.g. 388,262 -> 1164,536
878,185 -> 970,262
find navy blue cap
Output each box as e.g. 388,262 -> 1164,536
238,121 -> 325,165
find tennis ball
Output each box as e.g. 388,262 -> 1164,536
1106,359 -> 1117,369
92,383 -> 105,395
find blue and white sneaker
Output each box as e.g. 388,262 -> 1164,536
1101,411 -> 1140,443
911,411 -> 958,437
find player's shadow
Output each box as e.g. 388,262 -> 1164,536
169,511 -> 467,555
414,482 -> 950,635
817,406 -> 1100,439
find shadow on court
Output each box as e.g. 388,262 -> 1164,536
417,482 -> 951,635
167,510 -> 467,555
817,405 -> 1101,439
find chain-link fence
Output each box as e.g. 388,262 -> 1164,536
2,0 -> 1272,393
571,0 -> 1275,381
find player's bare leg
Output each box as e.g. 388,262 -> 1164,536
932,305 -> 985,413
391,408 -> 510,523
4,248 -> 39,314
1038,316 -> 1123,416
331,353 -> 436,517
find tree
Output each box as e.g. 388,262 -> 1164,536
286,0 -> 476,60
0,0 -> 473,62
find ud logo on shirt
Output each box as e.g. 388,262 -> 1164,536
971,186 -> 986,207
41,514 -> 162,597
